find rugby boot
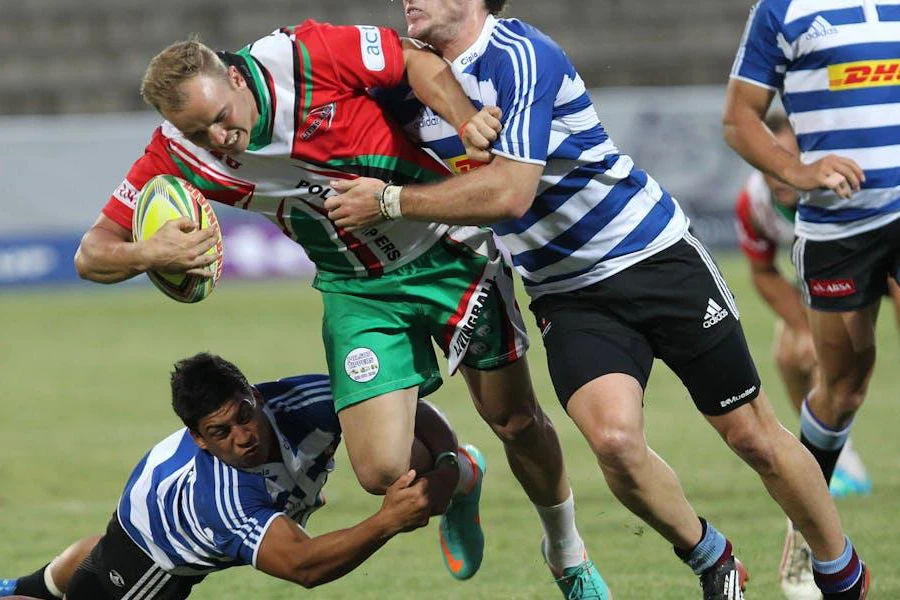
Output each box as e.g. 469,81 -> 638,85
700,555 -> 749,600
543,541 -> 612,600
779,519 -> 821,600
438,444 -> 485,580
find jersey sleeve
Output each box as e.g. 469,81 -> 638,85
489,33 -> 566,165
195,462 -> 283,569
102,127 -> 182,231
301,21 -> 406,91
730,0 -> 789,90
735,187 -> 777,264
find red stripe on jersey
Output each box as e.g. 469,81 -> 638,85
296,200 -> 385,276
443,276 -> 482,352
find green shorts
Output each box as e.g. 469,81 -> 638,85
314,227 -> 529,412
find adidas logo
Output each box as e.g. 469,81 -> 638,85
804,15 -> 837,40
703,298 -> 729,329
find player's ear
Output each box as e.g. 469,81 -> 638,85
252,387 -> 265,407
228,65 -> 244,89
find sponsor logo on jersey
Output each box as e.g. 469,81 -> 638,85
702,298 -> 729,329
804,16 -> 837,41
460,49 -> 480,66
720,385 -> 757,409
301,103 -> 336,141
114,180 -> 139,208
345,347 -> 379,383
109,570 -> 125,588
809,278 -> 856,297
453,285 -> 492,357
448,154 -> 486,174
414,114 -> 442,130
356,26 -> 385,72
828,60 -> 900,91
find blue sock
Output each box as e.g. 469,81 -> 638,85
0,578 -> 20,595
812,537 -> 862,594
800,397 -> 851,483
674,518 -> 730,575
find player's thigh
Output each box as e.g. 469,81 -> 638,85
565,373 -> 648,462
320,289 -> 440,411
338,386 -> 420,486
529,292 -> 654,411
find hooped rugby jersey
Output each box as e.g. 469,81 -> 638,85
117,374 -> 340,575
735,170 -> 796,264
104,21 -> 453,278
376,16 -> 689,298
731,0 -> 900,241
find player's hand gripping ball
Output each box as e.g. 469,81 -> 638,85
132,175 -> 224,303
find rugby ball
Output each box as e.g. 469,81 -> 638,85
132,175 -> 223,303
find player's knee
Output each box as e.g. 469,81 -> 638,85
724,425 -> 778,474
589,427 -> 644,472
484,406 -> 542,446
353,461 -> 406,495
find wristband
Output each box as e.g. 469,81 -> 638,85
458,118 -> 471,140
380,184 -> 403,220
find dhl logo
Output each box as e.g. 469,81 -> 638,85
447,155 -> 486,174
828,60 -> 900,90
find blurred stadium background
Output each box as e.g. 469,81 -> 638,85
1,1 -> 897,598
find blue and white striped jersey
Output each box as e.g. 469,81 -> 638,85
377,16 -> 688,298
117,374 -> 339,576
731,0 -> 900,241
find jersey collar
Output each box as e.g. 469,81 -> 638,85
451,14 -> 497,71
218,50 -> 275,150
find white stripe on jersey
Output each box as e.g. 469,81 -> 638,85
790,103 -> 900,134
492,25 -> 537,161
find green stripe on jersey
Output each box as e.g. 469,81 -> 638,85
236,49 -> 274,150
326,155 -> 444,184
287,208 -> 356,273
298,41 -> 314,122
170,155 -> 234,194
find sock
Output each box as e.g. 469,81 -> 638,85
674,518 -> 731,575
800,397 -> 851,484
812,537 -> 862,594
453,446 -> 477,495
9,563 -> 62,599
535,490 -> 586,570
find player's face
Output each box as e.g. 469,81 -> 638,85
764,129 -> 801,206
403,0 -> 468,47
192,391 -> 277,469
165,67 -> 258,156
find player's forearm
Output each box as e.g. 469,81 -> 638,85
74,226 -> 148,283
400,165 -> 531,224
402,42 -> 476,131
723,104 -> 802,187
751,268 -> 809,332
285,514 -> 395,588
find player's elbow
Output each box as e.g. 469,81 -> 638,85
499,191 -> 533,221
73,244 -> 95,281
289,565 -> 328,589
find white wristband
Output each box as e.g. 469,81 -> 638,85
382,184 -> 403,220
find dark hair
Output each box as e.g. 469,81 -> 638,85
171,353 -> 253,431
764,111 -> 792,135
485,0 -> 507,15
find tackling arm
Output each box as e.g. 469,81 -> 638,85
255,470 -> 430,589
749,260 -> 810,334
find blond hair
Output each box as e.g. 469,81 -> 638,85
140,36 -> 227,113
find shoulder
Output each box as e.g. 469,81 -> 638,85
490,18 -> 567,60
748,0 -> 793,30
256,375 -> 339,434
485,19 -> 572,82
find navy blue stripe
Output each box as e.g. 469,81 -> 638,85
548,134 -> 609,161
860,167 -> 900,189
522,260 -> 596,287
493,156 -> 621,236
145,435 -> 198,560
797,124 -> 900,151
782,8 -> 865,42
785,85 -> 900,113
792,42 -> 900,71
799,195 -> 900,223
877,4 -> 900,21
511,169 -> 649,273
492,27 -> 535,160
555,93 -> 593,117
603,192 -> 676,260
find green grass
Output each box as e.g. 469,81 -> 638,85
1,253 -> 897,599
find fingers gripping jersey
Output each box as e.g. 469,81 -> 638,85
104,20 -> 453,277
731,1 -> 900,241
117,375 -> 340,576
378,17 -> 689,298
735,170 -> 796,264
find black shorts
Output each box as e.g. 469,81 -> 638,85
792,216 -> 900,311
67,514 -> 204,600
530,234 -> 761,416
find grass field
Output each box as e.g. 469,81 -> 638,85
1,253 -> 897,599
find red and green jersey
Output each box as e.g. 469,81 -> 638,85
103,20 -> 451,277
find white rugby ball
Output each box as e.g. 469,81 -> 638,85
132,175 -> 223,303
